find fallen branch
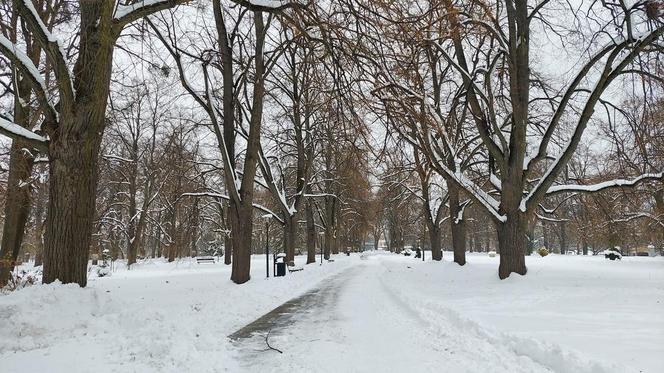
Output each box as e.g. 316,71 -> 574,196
265,328 -> 283,354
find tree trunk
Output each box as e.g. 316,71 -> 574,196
654,189 -> 664,247
127,210 -> 148,267
305,202 -> 316,264
228,11 -> 266,284
542,220 -> 550,250
42,134 -> 102,287
559,221 -> 567,254
324,229 -> 332,260
0,140 -> 35,287
126,149 -> 139,266
582,235 -> 589,256
33,173 -> 48,267
497,212 -> 528,279
448,184 -> 466,265
230,203 -> 253,283
428,223 -> 442,261
224,234 -> 232,265
284,215 -> 297,262
526,216 -> 536,255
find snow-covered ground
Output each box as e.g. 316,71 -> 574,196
1,251 -> 662,372
376,252 -> 664,372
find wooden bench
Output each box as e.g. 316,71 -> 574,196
196,256 -> 216,264
287,261 -> 304,273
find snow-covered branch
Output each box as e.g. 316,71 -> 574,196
231,0 -> 308,12
0,35 -> 57,123
181,192 -> 284,224
545,173 -> 664,195
114,0 -> 189,26
0,117 -> 49,151
17,0 -> 74,102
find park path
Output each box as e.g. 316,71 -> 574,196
228,254 -> 557,373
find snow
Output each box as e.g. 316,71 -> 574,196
114,0 -> 168,20
0,36 -> 46,91
0,117 -> 48,143
546,172 -> 664,194
1,255 -> 356,372
2,252 -> 662,372
229,252 -> 664,372
22,0 -> 69,69
377,252 -> 664,372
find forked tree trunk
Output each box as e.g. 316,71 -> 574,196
497,211 -> 528,279
228,11 -> 265,284
0,140 -> 35,287
42,133 -> 102,287
305,202 -> 316,264
448,184 -> 466,265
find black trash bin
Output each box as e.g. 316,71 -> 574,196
276,262 -> 286,276
274,253 -> 287,277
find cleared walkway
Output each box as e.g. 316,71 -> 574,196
228,254 -> 565,373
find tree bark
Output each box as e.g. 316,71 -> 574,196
42,132 -> 102,287
305,202 -> 316,264
654,189 -> 664,247
324,195 -> 334,259
448,183 -> 466,265
0,140 -> 35,287
284,215 -> 297,262
559,221 -> 567,254
497,211 -> 528,279
229,11 -> 266,284
526,216 -> 536,255
428,223 -> 442,261
224,234 -> 232,265
230,203 -> 254,283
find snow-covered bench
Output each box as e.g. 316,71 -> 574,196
196,256 -> 216,264
287,261 -> 303,273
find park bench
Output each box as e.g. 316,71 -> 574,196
196,256 -> 216,264
287,261 -> 304,273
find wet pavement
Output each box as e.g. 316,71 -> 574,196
227,265 -> 361,342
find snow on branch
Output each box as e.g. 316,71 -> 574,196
611,212 -> 664,229
114,0 -> 189,25
524,25 -> 664,210
0,117 -> 49,150
181,192 -> 284,224
18,0 -> 73,101
231,0 -> 308,11
545,173 -> 664,195
0,35 -> 57,122
535,213 -> 569,223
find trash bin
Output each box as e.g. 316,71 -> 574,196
276,262 -> 286,276
274,253 -> 287,277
